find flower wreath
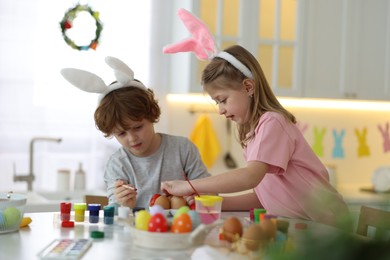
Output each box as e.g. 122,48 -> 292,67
59,4 -> 103,51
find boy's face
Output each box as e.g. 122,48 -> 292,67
112,118 -> 159,157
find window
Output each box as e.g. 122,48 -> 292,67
191,0 -> 300,96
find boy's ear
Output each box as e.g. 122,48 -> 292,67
243,78 -> 255,96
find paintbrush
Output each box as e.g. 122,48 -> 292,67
121,184 -> 138,191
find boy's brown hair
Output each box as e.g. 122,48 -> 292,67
94,85 -> 161,137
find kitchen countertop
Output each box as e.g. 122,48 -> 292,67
0,210 -> 355,260
337,186 -> 390,206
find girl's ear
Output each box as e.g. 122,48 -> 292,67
243,78 -> 255,96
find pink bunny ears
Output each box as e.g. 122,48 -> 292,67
60,56 -> 145,104
163,8 -> 253,79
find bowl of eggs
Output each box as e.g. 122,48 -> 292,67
0,192 -> 27,234
128,204 -> 223,250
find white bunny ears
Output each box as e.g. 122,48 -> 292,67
61,56 -> 146,103
163,8 -> 253,79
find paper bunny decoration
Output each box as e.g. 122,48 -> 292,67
332,129 -> 345,159
355,127 -> 370,157
378,122 -> 390,153
60,56 -> 145,103
163,8 -> 253,79
312,127 -> 326,157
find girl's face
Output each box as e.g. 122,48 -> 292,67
112,118 -> 160,157
205,79 -> 254,125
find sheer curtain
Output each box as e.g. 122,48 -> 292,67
0,0 -> 153,192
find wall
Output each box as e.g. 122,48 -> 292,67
166,96 -> 390,192
0,0 -> 152,192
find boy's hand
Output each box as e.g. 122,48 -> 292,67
161,180 -> 192,196
114,180 -> 137,208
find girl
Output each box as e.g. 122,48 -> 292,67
161,9 -> 350,227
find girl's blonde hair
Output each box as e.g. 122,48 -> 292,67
201,45 -> 296,147
94,85 -> 161,137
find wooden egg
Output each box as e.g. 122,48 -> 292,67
259,219 -> 277,240
170,196 -> 187,209
222,216 -> 243,242
154,195 -> 170,209
242,224 -> 267,251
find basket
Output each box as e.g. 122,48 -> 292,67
0,193 -> 27,234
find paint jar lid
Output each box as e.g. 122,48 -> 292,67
61,221 -> 74,228
74,203 -> 87,210
90,231 -> 105,239
88,204 -> 101,211
60,202 -> 72,210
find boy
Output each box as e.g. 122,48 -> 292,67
61,56 -> 210,208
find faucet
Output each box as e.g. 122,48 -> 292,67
14,137 -> 62,191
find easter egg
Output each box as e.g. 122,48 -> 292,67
135,210 -> 151,231
0,212 -> 5,229
149,205 -> 165,216
170,196 -> 187,209
173,206 -> 190,220
242,224 -> 267,251
221,216 -> 243,242
187,210 -> 201,230
148,213 -> 168,232
4,207 -> 21,227
171,213 -> 192,233
154,195 -> 170,209
259,219 -> 277,240
149,194 -> 161,207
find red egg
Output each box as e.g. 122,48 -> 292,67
148,213 -> 168,232
171,213 -> 192,233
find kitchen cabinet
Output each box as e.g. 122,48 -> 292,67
300,0 -> 390,101
165,0 -> 390,101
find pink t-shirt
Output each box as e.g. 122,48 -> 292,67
244,112 -> 349,225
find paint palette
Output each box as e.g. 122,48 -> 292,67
37,239 -> 92,259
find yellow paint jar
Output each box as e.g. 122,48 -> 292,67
73,203 -> 87,222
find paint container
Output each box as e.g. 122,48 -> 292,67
73,203 -> 87,222
103,205 -> 115,225
60,202 -> 72,221
88,204 -> 101,223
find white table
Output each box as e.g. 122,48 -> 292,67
0,211 -> 355,260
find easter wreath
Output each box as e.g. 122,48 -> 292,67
59,4 -> 103,51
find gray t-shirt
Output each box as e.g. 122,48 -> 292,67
104,133 -> 211,208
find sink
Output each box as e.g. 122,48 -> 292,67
36,190 -> 94,202
18,190 -> 106,212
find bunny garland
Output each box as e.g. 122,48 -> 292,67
378,122 -> 390,153
60,56 -> 145,103
163,8 -> 253,79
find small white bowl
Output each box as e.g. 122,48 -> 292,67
0,193 -> 27,234
128,219 -> 223,250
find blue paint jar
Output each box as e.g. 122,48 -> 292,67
88,204 -> 101,223
103,205 -> 115,225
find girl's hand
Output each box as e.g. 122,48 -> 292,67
161,180 -> 192,196
184,195 -> 195,208
114,180 -> 137,208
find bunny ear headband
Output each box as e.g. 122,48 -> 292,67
60,56 -> 146,103
163,8 -> 253,79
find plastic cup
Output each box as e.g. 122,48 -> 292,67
194,195 -> 223,224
